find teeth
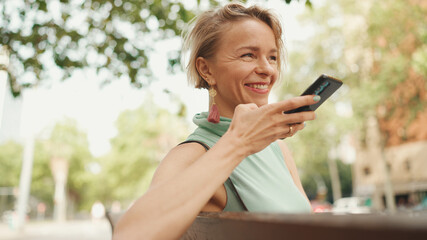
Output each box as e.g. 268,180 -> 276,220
248,84 -> 268,90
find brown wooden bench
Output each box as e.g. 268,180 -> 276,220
107,211 -> 427,239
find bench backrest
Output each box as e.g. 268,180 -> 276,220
107,211 -> 427,240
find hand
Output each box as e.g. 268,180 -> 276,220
226,95 -> 319,156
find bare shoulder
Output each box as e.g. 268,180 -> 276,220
276,140 -> 296,170
276,140 -> 291,155
276,140 -> 286,148
150,142 -> 208,187
276,141 -> 310,203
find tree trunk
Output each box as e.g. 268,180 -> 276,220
328,156 -> 342,202
50,157 -> 69,222
369,116 -> 396,212
16,136 -> 35,230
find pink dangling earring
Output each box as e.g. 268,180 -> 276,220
208,87 -> 220,123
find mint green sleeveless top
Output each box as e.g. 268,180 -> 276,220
186,112 -> 311,213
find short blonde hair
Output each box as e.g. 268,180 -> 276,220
182,3 -> 285,89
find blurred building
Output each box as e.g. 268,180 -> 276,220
352,64 -> 427,211
353,116 -> 427,210
344,0 -> 427,211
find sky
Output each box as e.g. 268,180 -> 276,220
0,0 -> 311,157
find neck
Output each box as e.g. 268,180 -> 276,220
209,99 -> 234,119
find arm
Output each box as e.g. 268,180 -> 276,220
113,95 -> 318,240
113,133 -> 246,240
277,140 -> 312,208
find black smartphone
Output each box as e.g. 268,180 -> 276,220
284,74 -> 343,114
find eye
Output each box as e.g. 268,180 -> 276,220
241,53 -> 255,58
269,55 -> 277,61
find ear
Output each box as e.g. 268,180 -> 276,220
196,57 -> 216,85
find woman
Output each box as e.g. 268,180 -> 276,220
113,3 -> 319,240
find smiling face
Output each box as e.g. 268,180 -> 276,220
198,19 -> 279,118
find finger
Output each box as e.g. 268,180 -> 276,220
283,111 -> 316,125
279,122 -> 305,140
292,122 -> 305,133
269,95 -> 321,113
279,125 -> 296,139
269,109 -> 314,127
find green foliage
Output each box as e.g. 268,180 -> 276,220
412,45 -> 427,76
284,105 -> 354,202
0,140 -> 53,214
337,160 -> 352,198
276,0 -> 359,201
279,0 -> 426,200
82,105 -> 189,209
0,105 -> 187,213
1,0 -> 309,97
0,0 -> 313,214
285,0 -> 312,7
0,0 -> 196,96
300,159 -> 352,202
0,120 -> 94,215
0,141 -> 22,213
357,0 -> 426,146
0,141 -> 23,187
31,140 -> 55,211
55,120 -> 93,211
363,1 -> 425,107
30,119 -> 94,213
0,140 -> 54,213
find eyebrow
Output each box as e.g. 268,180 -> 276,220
236,46 -> 277,53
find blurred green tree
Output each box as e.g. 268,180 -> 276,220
0,140 -> 54,216
0,107 -> 189,215
277,0 -> 426,203
0,141 -> 23,213
363,1 -> 427,147
83,104 -> 189,210
342,0 -> 426,211
0,141 -> 23,187
0,129 -> 88,217
34,119 -> 93,217
275,0 -> 358,203
30,140 -> 54,216
0,0 -> 310,97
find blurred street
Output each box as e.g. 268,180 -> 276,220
0,219 -> 111,240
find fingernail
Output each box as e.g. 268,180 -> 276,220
304,122 -> 307,128
313,95 -> 321,102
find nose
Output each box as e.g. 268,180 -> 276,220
254,57 -> 276,77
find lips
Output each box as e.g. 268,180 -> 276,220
244,82 -> 270,93
245,83 -> 268,89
